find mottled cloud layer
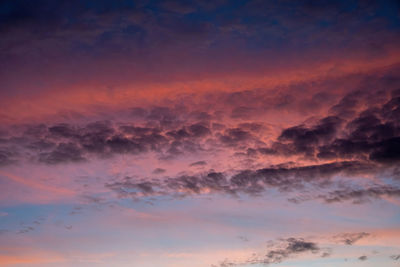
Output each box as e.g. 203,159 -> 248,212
1,76 -> 399,206
1,1 -> 400,266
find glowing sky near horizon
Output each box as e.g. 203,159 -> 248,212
1,1 -> 400,266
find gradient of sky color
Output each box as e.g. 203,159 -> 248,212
0,1 -> 400,266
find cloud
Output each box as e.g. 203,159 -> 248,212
213,237 -> 331,266
358,255 -> 368,261
231,106 -> 257,119
237,235 -> 249,242
1,71 -> 399,169
17,226 -> 35,234
213,231 -> 376,267
219,128 -> 252,146
153,168 -> 166,174
391,254 -> 400,260
38,142 -> 86,164
0,120 -> 173,164
277,116 -> 342,157
262,238 -> 320,264
105,178 -> 160,199
334,232 -> 370,245
256,89 -> 400,167
0,72 -> 399,212
0,150 -> 15,166
105,160 -> 385,202
288,183 -> 400,204
190,161 -> 207,167
229,161 -> 375,194
188,123 -> 211,138
318,185 -> 400,204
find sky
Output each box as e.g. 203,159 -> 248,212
0,0 -> 400,266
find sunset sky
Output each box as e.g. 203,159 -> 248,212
1,1 -> 400,266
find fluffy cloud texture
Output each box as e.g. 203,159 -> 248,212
0,1 -> 400,266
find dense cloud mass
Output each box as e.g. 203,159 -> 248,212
265,89 -> 400,164
104,87 -> 400,202
0,86 -> 400,205
1,87 -> 400,165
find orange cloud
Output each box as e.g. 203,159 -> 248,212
1,48 -> 399,124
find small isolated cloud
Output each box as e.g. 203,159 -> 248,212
237,235 -> 249,242
153,168 -> 166,174
17,226 -> 35,234
358,255 -> 368,261
190,161 -> 207,167
390,254 -> 400,261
